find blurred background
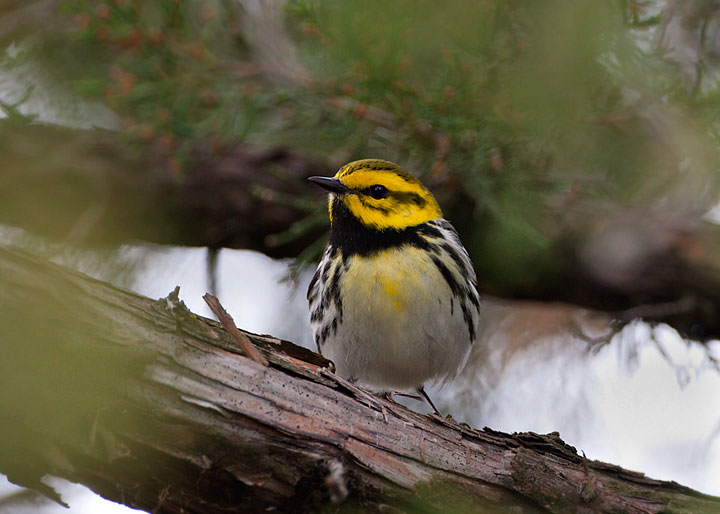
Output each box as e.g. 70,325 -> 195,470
2,0 -> 720,511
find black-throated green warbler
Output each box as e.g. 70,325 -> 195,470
307,159 -> 480,413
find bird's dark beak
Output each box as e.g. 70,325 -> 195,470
308,176 -> 352,195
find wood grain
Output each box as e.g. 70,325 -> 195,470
0,245 -> 717,513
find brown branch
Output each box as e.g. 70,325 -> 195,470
0,122 -> 328,257
203,292 -> 269,367
1,245 -> 719,513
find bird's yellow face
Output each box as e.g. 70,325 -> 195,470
309,159 -> 442,230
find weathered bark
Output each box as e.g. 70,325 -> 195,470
0,245 -> 718,513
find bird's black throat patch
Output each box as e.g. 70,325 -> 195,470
329,199 -> 434,257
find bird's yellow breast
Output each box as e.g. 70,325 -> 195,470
342,246 -> 446,315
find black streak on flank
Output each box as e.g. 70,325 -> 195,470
431,254 -> 476,342
307,267 -> 320,302
310,307 -> 323,323
325,262 -> 344,323
440,241 -> 468,277
461,302 -> 476,343
416,223 -> 443,240
317,316 -> 341,348
317,323 -> 331,348
431,255 -> 462,297
468,288 -> 480,309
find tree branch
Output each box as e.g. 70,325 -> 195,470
5,122 -> 720,340
0,245 -> 718,513
0,122 -> 328,257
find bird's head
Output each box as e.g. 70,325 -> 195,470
308,159 -> 442,230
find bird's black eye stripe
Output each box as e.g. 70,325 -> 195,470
366,184 -> 388,199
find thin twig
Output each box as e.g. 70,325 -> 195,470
573,321 -> 627,349
203,293 -> 269,367
611,297 -> 696,322
692,16 -> 710,97
390,391 -> 422,401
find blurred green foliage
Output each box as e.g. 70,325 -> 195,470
3,0 -> 720,286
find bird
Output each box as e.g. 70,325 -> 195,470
307,159 -> 480,414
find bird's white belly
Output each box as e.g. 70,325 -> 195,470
321,246 -> 471,391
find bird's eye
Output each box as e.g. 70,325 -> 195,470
369,185 -> 388,200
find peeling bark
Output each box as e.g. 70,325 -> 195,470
0,245 -> 718,513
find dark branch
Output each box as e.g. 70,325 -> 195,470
0,245 -> 718,513
4,122 -> 720,339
